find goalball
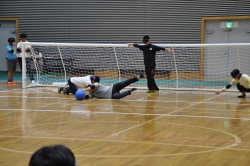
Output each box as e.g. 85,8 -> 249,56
75,90 -> 85,100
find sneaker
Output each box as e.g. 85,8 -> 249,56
139,72 -> 144,78
238,95 -> 246,98
131,88 -> 137,92
63,89 -> 69,95
146,89 -> 159,93
7,81 -> 15,85
58,87 -> 61,94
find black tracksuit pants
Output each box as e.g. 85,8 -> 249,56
145,63 -> 159,91
112,77 -> 139,99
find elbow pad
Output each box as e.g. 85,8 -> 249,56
25,48 -> 30,52
226,84 -> 231,89
17,48 -> 21,52
10,50 -> 14,53
87,84 -> 96,90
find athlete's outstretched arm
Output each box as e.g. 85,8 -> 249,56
127,43 -> 144,50
215,84 -> 232,95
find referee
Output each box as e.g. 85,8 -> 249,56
128,35 -> 173,93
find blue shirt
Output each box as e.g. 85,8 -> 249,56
6,45 -> 17,59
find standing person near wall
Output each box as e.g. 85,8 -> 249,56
128,35 -> 173,93
16,33 -> 35,83
6,38 -> 17,84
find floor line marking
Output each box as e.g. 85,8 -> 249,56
72,95 -> 229,151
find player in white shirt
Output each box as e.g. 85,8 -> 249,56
16,33 -> 34,83
58,75 -> 100,95
215,69 -> 250,98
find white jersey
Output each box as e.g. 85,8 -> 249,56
17,41 -> 32,58
70,75 -> 92,88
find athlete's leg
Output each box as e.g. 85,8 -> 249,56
237,83 -> 250,98
150,64 -> 159,91
111,74 -> 143,99
68,79 -> 78,95
146,63 -> 159,92
145,65 -> 151,90
112,91 -> 131,99
112,77 -> 138,92
112,88 -> 138,99
17,57 -> 22,72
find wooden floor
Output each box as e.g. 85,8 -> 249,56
1,81 -> 250,166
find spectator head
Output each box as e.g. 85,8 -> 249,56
20,33 -> 27,42
29,144 -> 77,166
8,38 -> 15,45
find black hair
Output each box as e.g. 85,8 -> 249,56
143,35 -> 150,43
94,76 -> 100,83
91,76 -> 100,83
231,69 -> 240,78
20,33 -> 27,38
8,37 -> 15,44
29,144 -> 76,166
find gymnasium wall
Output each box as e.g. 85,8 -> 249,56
0,0 -> 250,43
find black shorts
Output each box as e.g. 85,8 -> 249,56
7,59 -> 17,72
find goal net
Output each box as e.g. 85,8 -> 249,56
21,42 -> 250,91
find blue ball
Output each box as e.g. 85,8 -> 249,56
75,90 -> 85,100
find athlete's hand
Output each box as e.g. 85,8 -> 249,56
25,48 -> 31,52
165,48 -> 174,53
215,91 -> 221,95
127,43 -> 134,47
17,48 -> 22,53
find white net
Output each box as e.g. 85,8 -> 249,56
21,42 -> 250,91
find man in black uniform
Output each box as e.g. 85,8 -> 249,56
128,35 -> 173,93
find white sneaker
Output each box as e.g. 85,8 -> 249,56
31,80 -> 35,84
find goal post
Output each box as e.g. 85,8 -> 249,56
21,42 -> 250,91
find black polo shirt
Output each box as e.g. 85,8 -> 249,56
133,43 -> 165,65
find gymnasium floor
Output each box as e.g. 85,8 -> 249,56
1,80 -> 250,166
